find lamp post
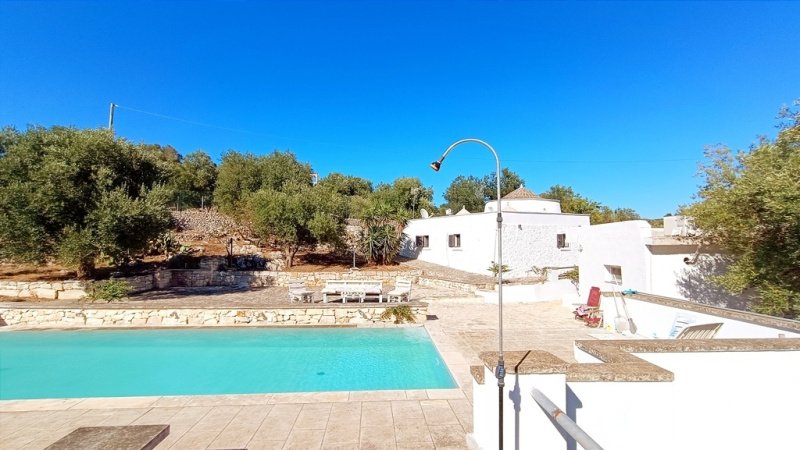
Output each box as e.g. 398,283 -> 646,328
431,138 -> 505,448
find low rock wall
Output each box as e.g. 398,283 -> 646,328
0,272 -> 168,301
0,269 -> 421,299
169,269 -> 423,288
0,280 -> 88,300
417,276 -> 482,293
0,303 -> 427,328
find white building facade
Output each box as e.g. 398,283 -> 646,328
400,187 -> 590,279
574,216 -> 739,308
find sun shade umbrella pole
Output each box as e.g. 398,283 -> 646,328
431,138 -> 505,449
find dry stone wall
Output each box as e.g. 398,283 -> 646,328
168,269 -> 423,288
0,269 -> 422,299
0,272 -> 169,300
0,304 -> 428,327
0,280 -> 88,300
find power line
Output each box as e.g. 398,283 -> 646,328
455,156 -> 697,164
114,104 -> 377,153
114,104 -> 698,165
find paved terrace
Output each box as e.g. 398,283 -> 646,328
0,286 -> 609,449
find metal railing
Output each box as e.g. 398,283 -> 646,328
530,388 -> 604,450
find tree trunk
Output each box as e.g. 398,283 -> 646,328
286,245 -> 298,268
76,258 -> 95,279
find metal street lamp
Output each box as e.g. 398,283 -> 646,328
431,138 -> 506,448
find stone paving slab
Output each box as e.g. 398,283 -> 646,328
43,425 -> 169,450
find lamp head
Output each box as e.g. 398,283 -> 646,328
430,160 -> 442,172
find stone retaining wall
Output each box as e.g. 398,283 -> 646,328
0,303 -> 427,327
417,276 -> 483,293
0,280 -> 88,300
0,272 -> 170,301
0,269 -> 422,300
169,269 -> 423,288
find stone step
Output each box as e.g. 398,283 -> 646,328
45,425 -> 169,450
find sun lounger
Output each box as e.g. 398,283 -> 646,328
675,322 -> 723,339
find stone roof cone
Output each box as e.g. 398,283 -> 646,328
502,185 -> 538,200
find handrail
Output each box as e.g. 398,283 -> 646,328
530,388 -> 604,450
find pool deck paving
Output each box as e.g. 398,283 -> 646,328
0,288 -> 609,449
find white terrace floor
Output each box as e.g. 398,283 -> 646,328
0,294 -> 610,450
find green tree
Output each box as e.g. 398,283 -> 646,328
214,150 -> 312,215
170,150 -> 217,209
443,175 -> 485,212
247,182 -> 347,267
484,168 -> 524,199
540,185 -> 641,224
683,103 -> 800,318
540,185 -> 601,215
368,177 -> 434,219
316,172 -> 373,220
0,126 -> 172,277
315,172 -> 372,197
352,177 -> 428,264
357,198 -> 408,265
213,151 -> 264,214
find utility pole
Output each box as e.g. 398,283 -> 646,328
108,102 -> 117,135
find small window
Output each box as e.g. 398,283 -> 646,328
415,235 -> 429,248
556,234 -> 567,249
448,234 -> 461,248
605,265 -> 623,285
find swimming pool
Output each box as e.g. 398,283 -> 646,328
0,327 -> 456,400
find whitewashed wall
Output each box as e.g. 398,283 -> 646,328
484,197 -> 562,213
568,350 -> 800,450
598,294 -> 800,338
471,348 -> 800,449
575,220 -> 653,299
402,212 -> 589,278
575,220 -> 740,307
470,369 -> 567,450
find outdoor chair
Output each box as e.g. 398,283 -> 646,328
288,280 -> 314,303
387,278 -> 413,302
574,286 -> 602,324
675,322 -> 723,339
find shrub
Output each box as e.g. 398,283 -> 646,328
559,266 -> 579,287
380,305 -> 416,324
488,261 -> 510,277
90,279 -> 131,302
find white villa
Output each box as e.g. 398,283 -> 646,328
574,215 -> 741,309
401,186 -> 589,279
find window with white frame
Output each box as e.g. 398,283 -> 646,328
604,265 -> 623,285
556,233 -> 567,249
415,235 -> 429,248
448,234 -> 461,248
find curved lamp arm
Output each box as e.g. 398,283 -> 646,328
430,139 -> 506,367
430,138 -> 502,208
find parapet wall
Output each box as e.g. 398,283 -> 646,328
0,303 -> 428,327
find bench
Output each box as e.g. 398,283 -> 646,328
322,280 -> 383,303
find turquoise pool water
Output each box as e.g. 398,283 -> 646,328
0,327 -> 456,400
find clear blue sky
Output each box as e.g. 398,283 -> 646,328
2,1 -> 798,218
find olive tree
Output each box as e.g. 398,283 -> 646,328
0,126 -> 173,277
683,103 -> 800,318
